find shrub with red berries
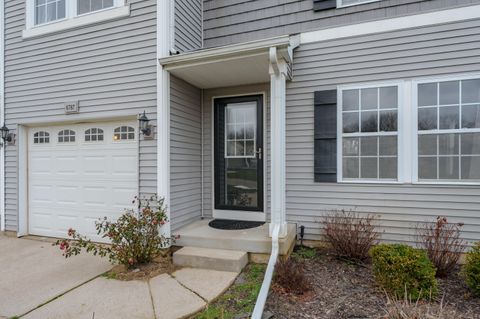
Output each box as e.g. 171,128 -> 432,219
54,194 -> 173,268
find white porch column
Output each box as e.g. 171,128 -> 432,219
157,0 -> 174,242
269,47 -> 288,238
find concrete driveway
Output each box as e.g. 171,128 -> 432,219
0,235 -> 239,319
0,235 -> 111,318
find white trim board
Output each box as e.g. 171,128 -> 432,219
0,0 -> 4,232
301,4 -> 480,44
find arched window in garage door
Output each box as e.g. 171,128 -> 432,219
85,128 -> 104,142
113,126 -> 135,141
33,131 -> 50,144
58,130 -> 76,143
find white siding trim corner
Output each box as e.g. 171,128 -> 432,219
301,4 -> 480,44
157,0 -> 173,241
0,0 -> 4,232
17,126 -> 28,237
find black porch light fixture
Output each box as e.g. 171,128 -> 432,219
0,124 -> 13,146
138,111 -> 152,137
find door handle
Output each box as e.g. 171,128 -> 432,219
256,147 -> 262,160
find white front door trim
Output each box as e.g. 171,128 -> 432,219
211,92 -> 267,222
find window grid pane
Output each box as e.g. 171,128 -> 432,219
33,131 -> 50,144
342,85 -> 399,181
35,0 -> 65,25
114,126 -> 135,141
85,128 -> 104,142
224,103 -> 256,158
417,78 -> 480,182
78,0 -> 115,15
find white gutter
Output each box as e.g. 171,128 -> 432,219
0,0 -> 5,232
251,224 -> 280,319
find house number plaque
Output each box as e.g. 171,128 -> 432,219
64,101 -> 79,114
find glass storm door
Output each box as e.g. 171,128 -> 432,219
214,95 -> 264,214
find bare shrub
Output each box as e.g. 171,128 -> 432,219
321,210 -> 379,261
416,216 -> 466,278
383,288 -> 453,319
273,258 -> 312,295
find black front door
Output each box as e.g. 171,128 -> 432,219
214,95 -> 264,212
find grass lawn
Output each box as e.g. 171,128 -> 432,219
195,264 -> 266,319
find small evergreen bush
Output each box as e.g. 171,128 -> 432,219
462,242 -> 480,296
370,244 -> 437,300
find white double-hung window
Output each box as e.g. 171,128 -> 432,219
415,76 -> 480,182
339,83 -> 401,182
34,0 -> 66,25
24,0 -> 129,38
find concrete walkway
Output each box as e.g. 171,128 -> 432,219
23,268 -> 238,319
0,236 -> 239,319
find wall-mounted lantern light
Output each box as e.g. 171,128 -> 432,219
0,124 -> 14,147
138,111 -> 153,138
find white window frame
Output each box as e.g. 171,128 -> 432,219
412,73 -> 480,185
336,0 -> 381,9
337,81 -> 406,184
23,0 -> 129,38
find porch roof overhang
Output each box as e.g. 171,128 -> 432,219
159,35 -> 298,89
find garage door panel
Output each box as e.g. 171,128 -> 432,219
56,185 -> 81,205
111,187 -> 138,208
55,156 -> 79,175
83,156 -> 108,175
28,121 -> 138,242
111,155 -> 138,176
30,184 -> 54,204
30,156 -> 52,174
83,186 -> 110,207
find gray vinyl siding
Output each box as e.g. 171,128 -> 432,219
4,0 -> 157,231
203,0 -> 480,48
286,18 -> 480,245
175,0 -> 203,53
170,76 -> 202,230
202,84 -> 271,219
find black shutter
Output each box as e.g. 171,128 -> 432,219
313,0 -> 337,11
314,90 -> 337,182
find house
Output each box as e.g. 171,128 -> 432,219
1,0 -> 480,256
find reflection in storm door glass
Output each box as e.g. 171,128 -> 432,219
224,103 -> 258,208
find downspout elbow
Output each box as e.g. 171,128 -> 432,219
251,224 -> 280,319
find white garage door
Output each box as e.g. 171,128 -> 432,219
28,121 -> 138,241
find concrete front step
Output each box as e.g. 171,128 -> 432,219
173,246 -> 248,273
174,220 -> 297,256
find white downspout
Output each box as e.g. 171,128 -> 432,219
251,224 -> 280,319
252,46 -> 288,319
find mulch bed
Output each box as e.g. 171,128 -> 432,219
105,252 -> 177,281
265,247 -> 480,319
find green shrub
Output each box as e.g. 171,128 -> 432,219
462,242 -> 480,296
370,244 -> 437,300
